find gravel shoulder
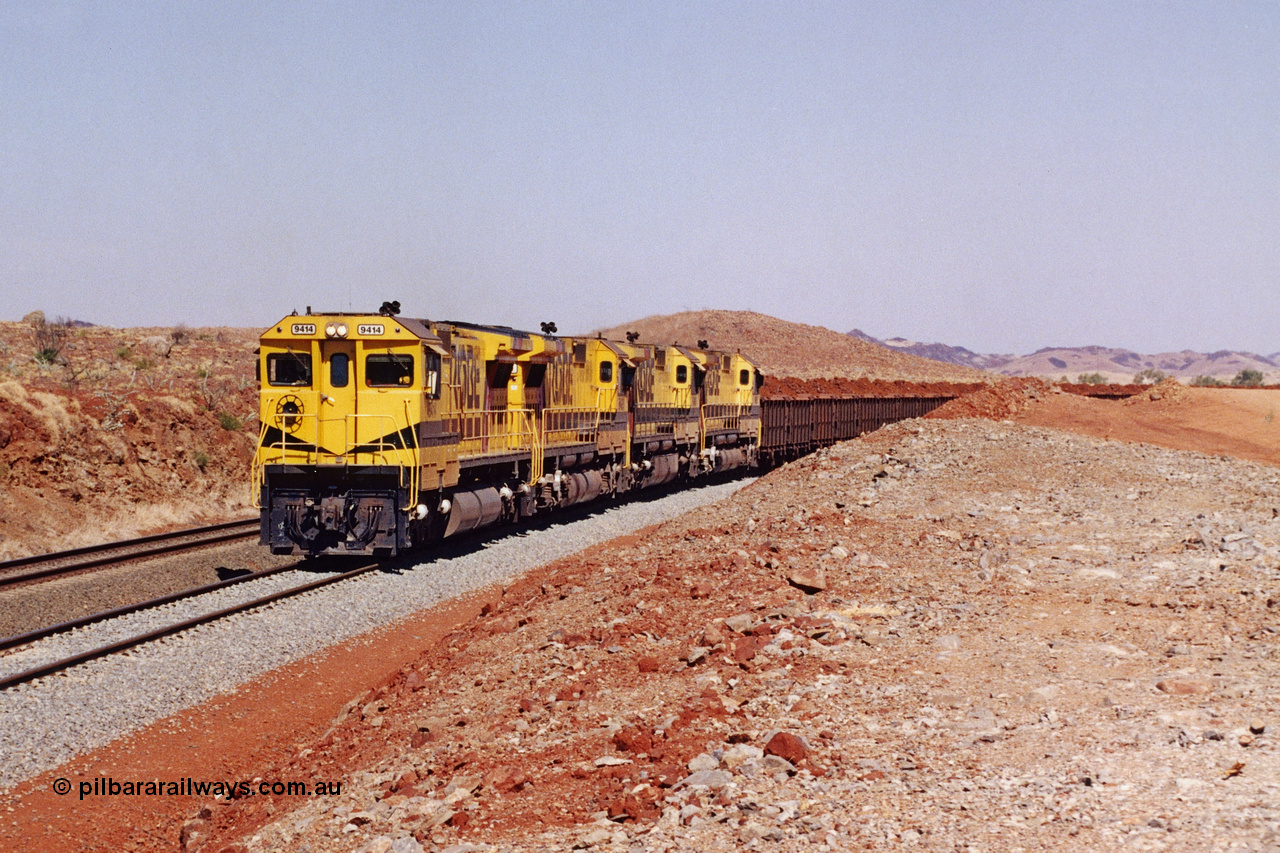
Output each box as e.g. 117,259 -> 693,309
0,481 -> 749,850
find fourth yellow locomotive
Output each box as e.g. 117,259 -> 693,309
253,308 -> 761,556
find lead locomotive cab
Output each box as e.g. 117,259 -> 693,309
253,312 -> 445,557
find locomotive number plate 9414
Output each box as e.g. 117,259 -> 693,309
291,323 -> 316,335
357,324 -> 385,336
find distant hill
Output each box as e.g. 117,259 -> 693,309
848,329 -> 1279,384
589,312 -> 987,382
850,330 -> 1012,372
997,346 -> 1277,384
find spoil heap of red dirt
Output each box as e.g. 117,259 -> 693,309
1121,376 -> 1191,405
763,376 -> 982,400
594,310 -> 989,383
1059,383 -> 1144,397
925,376 -> 1055,421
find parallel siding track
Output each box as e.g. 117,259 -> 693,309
0,560 -> 379,690
0,519 -> 259,590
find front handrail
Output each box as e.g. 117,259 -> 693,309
456,408 -> 539,459
542,405 -> 602,447
633,402 -> 693,437
702,403 -> 747,434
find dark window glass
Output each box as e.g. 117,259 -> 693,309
424,352 -> 441,398
267,352 -> 312,386
330,353 -> 349,387
366,353 -> 415,387
676,364 -> 688,383
599,360 -> 613,383
739,368 -> 750,386
488,362 -> 514,388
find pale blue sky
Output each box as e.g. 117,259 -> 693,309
2,2 -> 1276,354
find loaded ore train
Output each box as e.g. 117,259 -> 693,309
253,309 -> 955,557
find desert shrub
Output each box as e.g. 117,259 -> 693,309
216,411 -> 243,431
29,314 -> 69,364
193,450 -> 210,471
1076,372 -> 1107,385
196,372 -> 229,411
1132,368 -> 1168,385
132,356 -> 156,371
1190,375 -> 1223,387
114,346 -> 132,360
1231,369 -> 1264,387
169,324 -> 189,345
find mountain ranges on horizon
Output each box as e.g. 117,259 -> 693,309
847,329 -> 1280,384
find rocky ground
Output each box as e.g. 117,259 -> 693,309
155,403 -> 1280,853
5,316 -> 1280,852
0,318 -> 259,559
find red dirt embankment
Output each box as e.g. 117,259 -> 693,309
926,377 -> 1280,469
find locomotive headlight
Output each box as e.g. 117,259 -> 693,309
324,323 -> 338,337
336,323 -> 349,338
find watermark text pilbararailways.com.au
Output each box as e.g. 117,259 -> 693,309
51,776 -> 342,800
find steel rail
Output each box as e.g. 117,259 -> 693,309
0,519 -> 260,589
0,562 -> 302,654
0,560 -> 380,691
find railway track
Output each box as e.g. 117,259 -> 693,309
0,557 -> 381,691
0,518 -> 260,590
0,478 -> 738,692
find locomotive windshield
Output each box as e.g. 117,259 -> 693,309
267,352 -> 312,386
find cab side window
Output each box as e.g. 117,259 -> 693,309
675,364 -> 688,384
267,352 -> 312,386
424,352 -> 441,398
599,360 -> 614,383
366,353 -> 415,387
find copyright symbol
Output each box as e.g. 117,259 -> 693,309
52,778 -> 71,796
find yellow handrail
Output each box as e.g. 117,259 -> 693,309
456,408 -> 539,459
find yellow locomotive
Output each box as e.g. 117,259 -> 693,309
253,308 -> 761,556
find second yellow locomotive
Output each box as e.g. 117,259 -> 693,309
253,308 -> 761,556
